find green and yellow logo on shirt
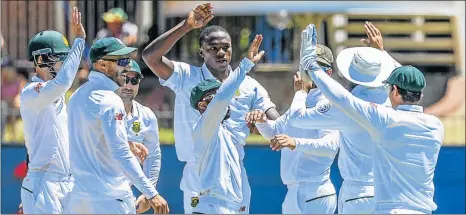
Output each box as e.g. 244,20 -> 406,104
235,89 -> 241,97
132,121 -> 141,134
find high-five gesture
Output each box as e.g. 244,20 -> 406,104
300,24 -> 319,72
361,21 -> 384,51
71,6 -> 86,39
247,34 -> 265,64
185,3 -> 214,30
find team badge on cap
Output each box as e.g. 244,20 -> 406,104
62,36 -> 69,47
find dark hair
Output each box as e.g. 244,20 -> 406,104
199,25 -> 230,47
391,85 -> 422,103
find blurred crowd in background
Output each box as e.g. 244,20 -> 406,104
1,1 -> 465,145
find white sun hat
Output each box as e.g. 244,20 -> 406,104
336,47 -> 397,88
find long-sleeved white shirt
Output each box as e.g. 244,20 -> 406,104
308,67 -> 444,213
255,88 -> 339,185
126,100 -> 161,188
159,61 -> 275,163
20,38 -> 85,175
192,58 -> 255,204
67,71 -> 157,199
289,85 -> 390,183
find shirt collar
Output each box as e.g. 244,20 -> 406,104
201,63 -> 229,81
396,104 -> 423,113
131,100 -> 140,119
32,76 -> 45,82
88,71 -> 120,91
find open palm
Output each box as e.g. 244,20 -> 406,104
247,34 -> 265,64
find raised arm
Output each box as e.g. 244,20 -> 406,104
193,57 -> 256,145
21,7 -> 86,109
142,3 -> 214,80
301,24 -> 388,138
99,98 -> 158,200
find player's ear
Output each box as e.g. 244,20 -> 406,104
199,48 -> 204,59
326,68 -> 333,76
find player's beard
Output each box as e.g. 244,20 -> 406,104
120,88 -> 135,104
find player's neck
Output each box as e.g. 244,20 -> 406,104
124,102 -> 133,116
210,67 -> 230,82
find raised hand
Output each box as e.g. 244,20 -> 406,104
270,134 -> 296,151
300,24 -> 319,72
71,6 -> 86,39
247,34 -> 265,64
185,3 -> 214,30
360,21 -> 384,51
293,71 -> 304,92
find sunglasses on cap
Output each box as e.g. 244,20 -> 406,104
103,58 -> 131,67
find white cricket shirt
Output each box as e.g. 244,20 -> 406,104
20,38 -> 85,175
192,58 -> 255,204
310,68 -> 444,213
126,100 -> 161,187
67,71 -> 157,199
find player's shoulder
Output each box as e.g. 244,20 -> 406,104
239,75 -> 264,91
172,61 -> 201,72
20,81 -> 46,99
133,100 -> 157,120
92,90 -> 124,109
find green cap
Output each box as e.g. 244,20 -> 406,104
28,30 -> 70,62
89,37 -> 137,63
190,79 -> 221,109
317,44 -> 334,68
383,65 -> 426,92
102,8 -> 128,23
125,60 -> 143,78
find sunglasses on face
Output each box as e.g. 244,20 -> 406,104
123,76 -> 140,85
103,58 -> 131,67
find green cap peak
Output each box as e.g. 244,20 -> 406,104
89,37 -> 137,63
125,60 -> 143,78
28,30 -> 70,62
316,44 -> 334,68
383,65 -> 426,92
190,79 -> 221,109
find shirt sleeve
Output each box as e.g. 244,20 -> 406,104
255,117 -> 285,140
99,98 -> 158,199
158,61 -> 197,93
20,38 -> 85,109
294,130 -> 340,157
142,108 -> 162,188
288,91 -> 343,130
309,69 -> 390,139
192,58 -> 255,156
250,78 -> 276,112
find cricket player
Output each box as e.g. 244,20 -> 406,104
301,23 -> 444,214
288,24 -> 401,214
190,35 -> 263,214
142,3 -> 279,213
245,45 -> 340,214
114,60 -> 165,213
19,7 -> 85,214
66,37 -> 168,214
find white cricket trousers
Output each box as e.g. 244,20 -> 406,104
374,202 -> 431,214
21,170 -> 74,214
193,195 -> 245,214
282,181 -> 337,214
65,192 -> 136,214
182,161 -> 251,214
338,180 -> 375,214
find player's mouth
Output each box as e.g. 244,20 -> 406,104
216,59 -> 228,65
